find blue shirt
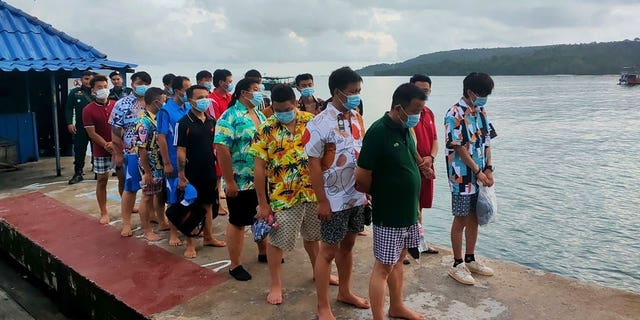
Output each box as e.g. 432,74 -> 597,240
157,99 -> 190,168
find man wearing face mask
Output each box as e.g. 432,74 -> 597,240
355,83 -> 427,320
82,75 -> 120,224
162,73 -> 176,97
304,66 -> 370,320
66,70 -> 96,184
444,72 -> 497,286
108,71 -> 133,101
295,73 -> 324,115
177,85 -> 227,258
196,70 -> 214,93
109,71 -> 152,237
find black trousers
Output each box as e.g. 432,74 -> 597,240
73,126 -> 89,174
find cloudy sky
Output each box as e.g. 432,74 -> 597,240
8,0 -> 640,79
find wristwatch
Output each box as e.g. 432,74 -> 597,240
484,165 -> 494,172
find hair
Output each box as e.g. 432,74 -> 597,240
186,85 -> 209,99
409,74 -> 432,85
162,73 -> 176,85
143,87 -> 166,105
295,73 -> 313,86
171,76 -> 190,91
81,70 -> 96,77
130,71 -> 152,85
212,69 -> 232,88
270,84 -> 296,103
108,71 -> 121,79
90,75 -> 109,88
196,70 -> 212,82
463,72 -> 494,98
244,69 -> 262,79
391,83 -> 427,109
229,77 -> 260,107
328,66 -> 362,96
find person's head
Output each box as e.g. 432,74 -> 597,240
171,76 -> 192,103
109,71 -> 123,88
328,66 -> 362,110
244,69 -> 262,82
130,71 -> 152,97
162,73 -> 176,94
196,70 -> 213,91
186,85 -> 210,113
463,72 -> 494,107
80,70 -> 95,88
213,69 -> 233,92
409,74 -> 432,97
90,75 -> 109,101
270,84 -> 297,124
390,83 -> 427,129
295,73 -> 315,98
230,77 -> 261,109
143,87 -> 167,114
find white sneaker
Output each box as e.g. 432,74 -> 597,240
466,260 -> 494,276
448,263 -> 475,285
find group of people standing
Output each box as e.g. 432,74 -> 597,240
66,66 -> 497,320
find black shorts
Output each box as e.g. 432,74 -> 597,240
226,189 -> 258,227
190,180 -> 219,219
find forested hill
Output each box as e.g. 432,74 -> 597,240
356,40 -> 640,76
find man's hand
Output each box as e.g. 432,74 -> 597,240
256,203 -> 273,220
104,142 -> 114,154
114,153 -> 123,168
142,172 -> 152,187
483,169 -> 494,187
178,173 -> 189,190
163,162 -> 174,177
317,200 -> 332,221
424,167 -> 435,179
225,179 -> 239,198
67,124 -> 76,134
477,171 -> 491,187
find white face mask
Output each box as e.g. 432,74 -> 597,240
95,88 -> 109,100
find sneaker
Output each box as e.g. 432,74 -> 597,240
229,265 -> 252,281
466,260 -> 494,276
448,263 -> 475,285
68,173 -> 83,185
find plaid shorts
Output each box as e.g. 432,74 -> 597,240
269,202 -> 321,251
451,193 -> 478,217
92,156 -> 113,174
320,205 -> 365,244
141,178 -> 163,196
373,223 -> 420,265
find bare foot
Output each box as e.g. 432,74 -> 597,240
183,246 -> 197,258
157,222 -> 170,231
337,293 -> 370,309
329,274 -> 340,286
317,306 -> 336,320
169,234 -> 182,246
99,214 -> 110,225
389,305 -> 425,320
203,238 -> 227,247
143,231 -> 162,242
120,225 -> 133,237
267,286 -> 283,305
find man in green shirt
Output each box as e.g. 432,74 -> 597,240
356,83 -> 428,320
66,70 -> 96,184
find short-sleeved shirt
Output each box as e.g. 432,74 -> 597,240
209,90 -> 232,120
214,100 -> 266,191
358,113 -> 421,227
156,99 -> 189,168
177,111 -> 217,183
82,99 -> 115,157
248,111 -> 316,211
444,98 -> 497,195
65,87 -> 93,126
413,105 -> 438,208
135,110 -> 163,179
302,102 -> 367,212
108,95 -> 145,154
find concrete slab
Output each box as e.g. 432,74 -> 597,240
0,157 -> 639,320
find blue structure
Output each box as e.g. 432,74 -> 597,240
0,0 -> 137,175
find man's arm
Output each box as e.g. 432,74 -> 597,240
65,93 -> 76,134
452,145 -> 490,186
215,144 -> 238,197
308,157 -> 331,220
253,157 -> 272,219
85,126 -> 111,153
483,146 -> 493,186
157,134 -> 172,175
111,126 -> 124,167
355,167 -> 372,194
138,147 -> 152,185
177,146 -> 188,189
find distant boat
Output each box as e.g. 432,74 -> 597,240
618,68 -> 640,86
262,76 -> 295,91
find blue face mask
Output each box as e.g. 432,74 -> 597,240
473,95 -> 487,107
341,91 -> 361,110
400,107 -> 421,128
226,82 -> 234,93
203,81 -> 214,92
134,85 -> 149,97
300,87 -> 314,97
181,92 -> 188,103
274,110 -> 295,124
168,88 -> 174,95
250,92 -> 263,107
195,98 -> 209,113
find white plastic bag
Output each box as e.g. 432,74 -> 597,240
476,182 -> 497,226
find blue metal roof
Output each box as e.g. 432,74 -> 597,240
0,1 -> 137,72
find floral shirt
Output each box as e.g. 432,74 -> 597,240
303,102 -> 367,212
249,111 -> 316,211
135,110 -> 163,179
108,94 -> 145,154
444,98 -> 497,195
214,100 -> 267,191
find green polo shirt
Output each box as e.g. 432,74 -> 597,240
65,87 -> 93,126
357,113 -> 421,228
